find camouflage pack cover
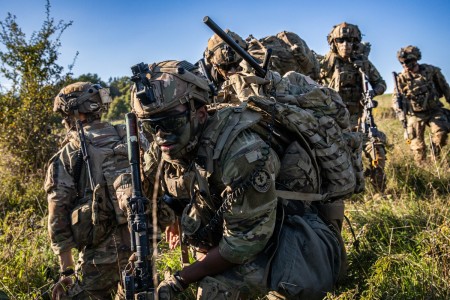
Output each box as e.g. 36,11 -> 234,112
210,71 -> 364,201
247,31 -> 320,80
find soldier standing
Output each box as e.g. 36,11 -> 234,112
319,22 -> 388,192
45,82 -> 132,299
393,45 -> 450,164
129,60 -> 342,300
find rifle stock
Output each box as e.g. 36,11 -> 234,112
123,112 -> 155,300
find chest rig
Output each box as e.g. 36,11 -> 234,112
332,58 -> 363,107
400,65 -> 439,112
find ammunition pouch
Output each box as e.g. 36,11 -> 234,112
70,185 -> 114,249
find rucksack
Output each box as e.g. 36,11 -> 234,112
69,123 -> 130,248
217,70 -> 364,201
247,31 -> 320,80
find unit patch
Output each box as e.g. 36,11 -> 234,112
252,170 -> 271,193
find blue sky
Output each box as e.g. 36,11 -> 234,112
1,0 -> 450,93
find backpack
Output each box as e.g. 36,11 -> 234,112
218,70 -> 364,201
247,31 -> 320,80
69,123 -> 130,249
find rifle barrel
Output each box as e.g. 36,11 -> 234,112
203,16 -> 266,78
126,113 -> 143,198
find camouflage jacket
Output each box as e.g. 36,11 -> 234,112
393,63 -> 450,113
44,121 -> 128,254
143,107 -> 280,264
319,51 -> 386,106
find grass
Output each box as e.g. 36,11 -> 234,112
0,94 -> 449,299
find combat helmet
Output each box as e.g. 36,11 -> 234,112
130,60 -> 211,118
204,30 -> 247,71
54,82 -> 112,118
327,22 -> 362,52
397,45 -> 421,63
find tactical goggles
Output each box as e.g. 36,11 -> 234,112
401,59 -> 415,65
140,110 -> 190,134
335,37 -> 356,44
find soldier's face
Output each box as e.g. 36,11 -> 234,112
402,59 -> 419,73
144,104 -> 192,158
335,38 -> 353,59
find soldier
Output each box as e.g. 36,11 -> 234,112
203,29 -> 320,104
130,60 -> 342,300
393,45 -> 450,164
319,22 -> 388,192
45,82 -> 132,299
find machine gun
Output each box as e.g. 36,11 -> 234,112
392,71 -> 411,144
359,69 -> 380,168
122,112 -> 155,300
203,16 -> 272,78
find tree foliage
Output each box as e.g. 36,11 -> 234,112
0,0 -> 73,176
106,76 -> 131,121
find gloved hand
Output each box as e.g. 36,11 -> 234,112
113,173 -> 133,214
52,275 -> 74,300
157,272 -> 187,300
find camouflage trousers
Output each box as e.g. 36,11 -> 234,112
196,213 -> 341,300
61,224 -> 132,300
407,108 -> 449,163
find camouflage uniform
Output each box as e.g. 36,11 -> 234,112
320,22 -> 387,192
45,83 -> 132,299
393,45 -> 450,163
130,61 -> 341,299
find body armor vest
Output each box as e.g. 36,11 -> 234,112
400,65 -> 440,112
332,59 -> 363,106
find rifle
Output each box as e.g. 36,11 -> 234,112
75,120 -> 102,226
123,112 -> 155,300
198,58 -> 218,96
392,71 -> 411,144
203,16 -> 268,78
75,120 -> 95,193
359,69 -> 380,168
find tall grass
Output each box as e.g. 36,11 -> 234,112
0,95 -> 449,299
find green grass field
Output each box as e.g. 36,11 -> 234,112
0,94 -> 449,299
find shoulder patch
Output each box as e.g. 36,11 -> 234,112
251,169 -> 271,193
